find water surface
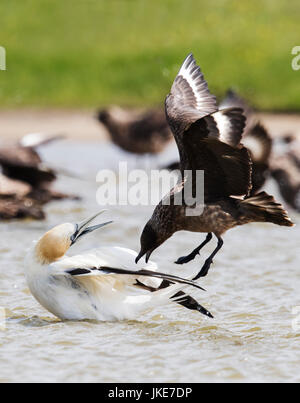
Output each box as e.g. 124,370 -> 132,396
0,142 -> 299,383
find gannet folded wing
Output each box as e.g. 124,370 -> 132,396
43,247 -> 207,320
50,247 -> 205,291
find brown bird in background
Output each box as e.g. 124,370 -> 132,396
219,89 -> 256,133
97,106 -> 173,155
136,54 -> 293,280
0,141 -> 55,187
280,134 -> 300,169
270,153 -> 300,212
271,135 -> 300,211
0,196 -> 45,220
0,174 -> 45,220
0,133 -> 80,220
220,90 -> 300,209
240,122 -> 272,195
0,133 -> 77,204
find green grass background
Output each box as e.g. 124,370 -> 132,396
0,0 -> 299,110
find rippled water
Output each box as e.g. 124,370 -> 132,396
0,142 -> 299,383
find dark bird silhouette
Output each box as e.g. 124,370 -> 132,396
0,133 -> 77,204
242,123 -> 272,194
219,89 -> 256,133
136,54 -> 293,280
281,135 -> 300,169
261,133 -> 300,212
0,133 -> 62,186
162,90 -> 273,195
221,93 -> 300,211
0,195 -> 45,220
0,174 -> 45,220
220,90 -> 273,195
97,107 -> 173,155
0,144 -> 56,188
270,153 -> 300,212
162,161 -> 181,171
0,173 -> 31,198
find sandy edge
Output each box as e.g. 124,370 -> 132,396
0,108 -> 299,143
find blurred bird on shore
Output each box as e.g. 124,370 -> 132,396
0,195 -> 45,220
220,90 -> 300,213
270,142 -> 300,213
0,133 -> 80,220
97,107 -> 173,156
0,133 -> 79,204
0,173 -> 31,198
220,91 -> 300,211
219,89 -> 256,133
0,174 -> 45,220
280,134 -> 300,168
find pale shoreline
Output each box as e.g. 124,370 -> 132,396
0,108 -> 300,143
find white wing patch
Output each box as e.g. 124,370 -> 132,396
213,111 -> 231,138
209,108 -> 246,147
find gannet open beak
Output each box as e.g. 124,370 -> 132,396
70,210 -> 113,245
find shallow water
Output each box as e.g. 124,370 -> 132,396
0,142 -> 299,383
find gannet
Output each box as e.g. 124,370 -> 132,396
25,211 -> 212,321
136,53 -> 294,280
97,107 -> 172,155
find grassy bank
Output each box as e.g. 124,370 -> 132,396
0,0 -> 299,110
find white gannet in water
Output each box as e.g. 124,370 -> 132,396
25,211 -> 212,321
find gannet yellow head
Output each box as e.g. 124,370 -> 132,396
35,211 -> 113,265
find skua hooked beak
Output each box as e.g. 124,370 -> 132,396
135,252 -> 145,264
135,249 -> 154,264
